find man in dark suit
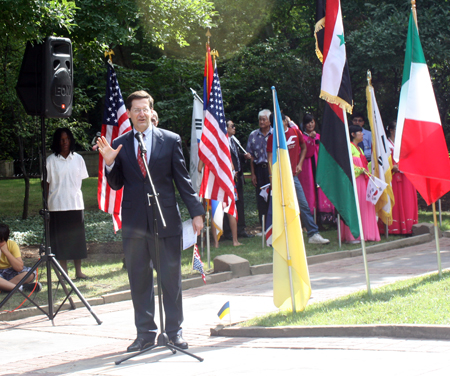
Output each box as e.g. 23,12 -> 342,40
222,120 -> 253,240
97,91 -> 204,352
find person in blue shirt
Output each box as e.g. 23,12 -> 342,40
352,112 -> 372,162
246,109 -> 273,226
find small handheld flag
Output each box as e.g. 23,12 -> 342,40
259,183 -> 270,202
366,175 -> 388,205
192,244 -> 206,284
217,301 -> 230,320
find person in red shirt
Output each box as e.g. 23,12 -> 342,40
267,114 -> 329,244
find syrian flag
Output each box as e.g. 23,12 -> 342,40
394,12 -> 450,205
315,0 -> 359,237
316,0 -> 353,113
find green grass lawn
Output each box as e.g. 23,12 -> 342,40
1,177 -> 449,315
243,270 -> 450,327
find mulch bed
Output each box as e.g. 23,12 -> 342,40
20,241 -> 124,262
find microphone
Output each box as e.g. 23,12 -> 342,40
135,132 -> 147,154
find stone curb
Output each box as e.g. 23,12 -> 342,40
0,234 -> 433,322
210,324 -> 450,341
307,233 -> 432,265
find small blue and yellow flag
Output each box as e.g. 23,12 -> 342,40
217,301 -> 230,319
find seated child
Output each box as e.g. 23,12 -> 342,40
0,223 -> 41,293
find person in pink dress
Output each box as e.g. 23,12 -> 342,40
298,114 -> 336,225
378,121 -> 418,235
341,125 -> 380,243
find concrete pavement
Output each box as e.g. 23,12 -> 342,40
2,236 -> 450,375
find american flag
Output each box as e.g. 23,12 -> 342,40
198,47 -> 236,217
192,244 -> 206,283
97,62 -> 132,231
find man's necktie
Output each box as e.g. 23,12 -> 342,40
137,145 -> 147,177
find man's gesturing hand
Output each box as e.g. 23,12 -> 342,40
97,136 -> 123,166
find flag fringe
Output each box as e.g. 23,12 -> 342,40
319,90 -> 353,114
314,17 -> 325,63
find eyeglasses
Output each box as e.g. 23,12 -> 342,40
131,108 -> 151,114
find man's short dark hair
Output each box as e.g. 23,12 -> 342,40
126,91 -> 154,110
352,112 -> 365,122
0,223 -> 10,242
51,128 -> 76,156
269,113 -> 286,125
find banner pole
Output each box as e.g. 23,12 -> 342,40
337,213 -> 342,249
272,87 -> 297,312
432,202 -> 442,277
206,210 -> 211,270
343,109 -> 371,295
262,215 -> 265,249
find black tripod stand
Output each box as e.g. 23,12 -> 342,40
115,132 -> 203,365
0,116 -> 102,326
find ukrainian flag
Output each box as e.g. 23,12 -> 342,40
217,301 -> 230,319
271,87 -> 311,312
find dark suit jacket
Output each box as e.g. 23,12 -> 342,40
107,127 -> 204,239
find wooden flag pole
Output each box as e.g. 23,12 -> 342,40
272,87 -> 297,312
432,202 -> 442,277
410,0 -> 442,278
343,109 -> 372,295
337,213 -> 342,248
262,215 -> 265,249
206,210 -> 211,270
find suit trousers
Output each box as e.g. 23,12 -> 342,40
123,234 -> 183,340
223,172 -> 246,236
254,163 -> 270,225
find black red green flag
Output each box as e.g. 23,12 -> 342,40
315,0 -> 359,237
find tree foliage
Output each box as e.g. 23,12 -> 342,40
3,0 -> 450,176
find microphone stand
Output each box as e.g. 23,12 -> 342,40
116,132 -> 203,365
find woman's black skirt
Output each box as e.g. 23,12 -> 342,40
49,210 -> 88,260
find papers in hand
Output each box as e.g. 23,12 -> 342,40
182,219 -> 197,250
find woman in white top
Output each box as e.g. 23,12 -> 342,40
46,128 -> 89,279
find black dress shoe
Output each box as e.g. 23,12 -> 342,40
238,231 -> 254,238
127,337 -> 155,352
170,335 -> 188,349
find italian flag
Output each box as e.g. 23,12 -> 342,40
394,12 -> 450,205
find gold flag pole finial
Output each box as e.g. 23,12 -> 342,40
211,49 -> 219,67
367,70 -> 372,86
411,0 -> 418,29
104,49 -> 114,64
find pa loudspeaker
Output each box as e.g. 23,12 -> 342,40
16,37 -> 73,118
